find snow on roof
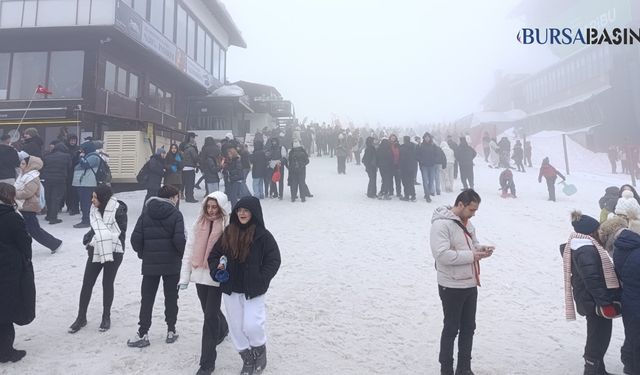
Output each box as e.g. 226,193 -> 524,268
526,85 -> 611,117
209,85 -> 245,97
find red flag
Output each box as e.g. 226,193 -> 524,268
36,85 -> 52,95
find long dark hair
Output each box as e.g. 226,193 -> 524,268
221,222 -> 256,263
94,185 -> 113,215
0,182 -> 17,206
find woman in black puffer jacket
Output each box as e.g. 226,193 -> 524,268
209,196 -> 280,375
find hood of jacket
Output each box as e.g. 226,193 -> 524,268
431,205 -> 459,224
614,228 -> 640,253
52,142 -> 69,154
145,197 -> 178,220
202,191 -> 231,221
0,203 -> 16,218
230,196 -> 265,228
605,186 -> 620,197
24,156 -> 43,172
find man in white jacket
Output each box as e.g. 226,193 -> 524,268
430,189 -> 494,375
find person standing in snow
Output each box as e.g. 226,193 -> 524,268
399,136 -> 418,201
598,187 -> 620,223
179,192 -> 231,375
336,135 -> 348,175
288,141 -> 310,202
524,141 -> 532,168
128,185 -> 186,348
69,185 -> 127,334
454,138 -> 477,191
208,196 -> 281,375
440,141 -> 455,193
562,212 -> 621,375
362,136 -> 378,198
389,134 -> 402,197
164,144 -> 184,208
143,148 -> 167,204
512,140 -> 525,172
0,183 -> 34,363
15,154 -> 63,254
481,132 -> 491,163
538,157 -> 565,202
430,189 -> 494,375
376,138 -> 394,199
250,140 -> 268,199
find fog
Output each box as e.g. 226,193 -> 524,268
223,0 -> 557,126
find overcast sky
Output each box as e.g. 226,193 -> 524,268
222,0 -> 557,127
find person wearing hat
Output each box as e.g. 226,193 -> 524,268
562,211 -> 621,375
180,133 -> 199,203
208,196 -> 281,375
538,157 -> 565,202
0,134 -> 19,185
21,128 -> 43,159
72,141 -> 102,228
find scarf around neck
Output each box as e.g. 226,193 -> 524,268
562,232 -> 620,320
90,198 -> 122,263
14,170 -> 39,191
192,215 -> 224,269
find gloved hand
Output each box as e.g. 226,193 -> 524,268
596,302 -> 622,319
177,283 -> 188,291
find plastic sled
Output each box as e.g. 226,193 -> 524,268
558,181 -> 577,196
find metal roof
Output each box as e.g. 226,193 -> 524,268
206,0 -> 247,48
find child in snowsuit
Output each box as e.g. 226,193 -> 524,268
499,169 -> 516,198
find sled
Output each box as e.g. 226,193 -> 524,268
558,181 -> 577,196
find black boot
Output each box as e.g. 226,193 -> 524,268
252,344 -> 267,374
99,314 -> 111,332
584,358 -> 612,375
68,316 -> 87,334
0,349 -> 26,363
441,364 -> 454,375
240,349 -> 255,375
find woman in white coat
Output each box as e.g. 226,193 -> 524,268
179,191 -> 231,375
440,141 -> 455,193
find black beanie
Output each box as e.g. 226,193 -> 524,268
571,211 -> 599,235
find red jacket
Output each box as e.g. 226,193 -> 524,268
539,163 -> 565,181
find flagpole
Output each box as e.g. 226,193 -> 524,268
11,87 -> 40,143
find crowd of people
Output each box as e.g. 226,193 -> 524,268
2,123 -> 640,375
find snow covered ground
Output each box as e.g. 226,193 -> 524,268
2,150 -> 634,375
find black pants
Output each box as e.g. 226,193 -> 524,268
459,165 -> 474,190
337,157 -> 346,174
22,211 -> 61,251
138,274 -> 180,335
379,168 -> 393,195
44,181 -> 65,221
367,169 -> 377,198
525,155 -> 532,167
77,253 -> 123,319
500,180 -> 516,196
401,171 -> 416,198
392,167 -> 402,196
269,166 -> 285,198
0,322 -> 15,357
183,170 -> 196,201
610,160 -> 617,174
621,314 -> 640,374
65,179 -> 79,214
545,177 -> 556,201
515,160 -> 526,172
584,314 -> 612,363
438,286 -> 477,369
196,284 -> 229,369
289,169 -> 309,199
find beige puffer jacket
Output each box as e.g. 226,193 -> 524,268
429,206 -> 481,288
15,156 -> 43,213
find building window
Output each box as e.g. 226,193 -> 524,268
133,0 -> 147,18
205,33 -> 212,74
48,51 -> 84,98
149,0 -> 164,32
129,73 -> 139,98
164,0 -> 175,41
37,0 -> 77,27
196,24 -> 205,67
213,41 -> 220,80
105,61 -> 117,91
148,82 -> 174,115
117,67 -> 127,95
176,4 -> 187,51
9,52 -> 47,99
220,49 -> 226,83
0,53 -> 9,100
0,0 -> 24,28
187,15 -> 196,59
196,116 -> 226,130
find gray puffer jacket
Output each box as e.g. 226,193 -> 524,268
429,206 -> 481,288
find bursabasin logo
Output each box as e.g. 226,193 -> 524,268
517,28 -> 640,45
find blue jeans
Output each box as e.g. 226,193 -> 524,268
420,165 -> 438,197
434,165 -> 442,194
76,186 -> 93,224
252,177 -> 264,199
228,181 -> 249,207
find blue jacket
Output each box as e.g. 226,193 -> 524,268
613,229 -> 640,318
72,152 -> 102,187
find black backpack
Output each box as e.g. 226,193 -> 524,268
95,158 -> 112,185
136,161 -> 150,184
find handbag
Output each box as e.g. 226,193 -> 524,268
13,257 -> 36,326
272,165 -> 281,183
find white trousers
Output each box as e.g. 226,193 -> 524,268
223,293 -> 267,351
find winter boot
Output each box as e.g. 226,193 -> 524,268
239,349 -> 255,375
99,314 -> 111,332
166,331 -> 179,344
583,358 -> 612,375
68,317 -> 87,334
127,332 -> 150,348
252,345 -> 267,374
0,349 -> 26,363
455,369 -> 475,375
196,366 -> 215,375
440,364 -> 454,375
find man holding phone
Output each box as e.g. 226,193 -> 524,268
430,189 -> 494,375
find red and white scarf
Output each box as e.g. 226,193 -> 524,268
563,232 -> 620,320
